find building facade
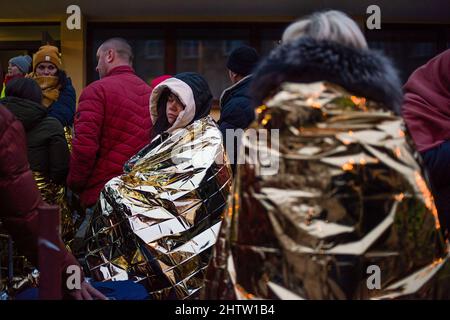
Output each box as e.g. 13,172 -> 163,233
0,0 -> 449,106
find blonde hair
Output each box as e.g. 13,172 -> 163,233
282,10 -> 368,50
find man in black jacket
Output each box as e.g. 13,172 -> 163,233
218,46 -> 259,172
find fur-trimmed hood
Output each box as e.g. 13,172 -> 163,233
251,37 -> 403,113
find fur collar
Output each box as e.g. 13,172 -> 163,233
251,37 -> 403,113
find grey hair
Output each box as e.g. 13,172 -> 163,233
100,37 -> 134,64
282,10 -> 368,50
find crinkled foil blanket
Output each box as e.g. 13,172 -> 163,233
202,82 -> 450,300
33,171 -> 74,241
0,230 -> 39,300
1,171 -> 71,299
64,126 -> 73,153
78,117 -> 232,299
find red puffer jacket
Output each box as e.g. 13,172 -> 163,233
67,66 -> 152,207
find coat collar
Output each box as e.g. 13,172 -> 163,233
251,37 -> 403,113
219,74 -> 252,108
105,65 -> 135,78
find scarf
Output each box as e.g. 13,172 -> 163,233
27,73 -> 61,107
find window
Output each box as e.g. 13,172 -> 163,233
87,25 -> 166,84
144,40 -> 164,59
87,23 -> 286,100
0,24 -> 60,75
365,24 -> 449,82
223,40 -> 246,56
181,40 -> 200,59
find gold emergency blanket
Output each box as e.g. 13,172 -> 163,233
33,171 -> 73,241
80,117 -> 232,299
203,82 -> 450,300
64,126 -> 73,153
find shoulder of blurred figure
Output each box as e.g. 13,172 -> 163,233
45,114 -> 65,128
0,105 -> 18,137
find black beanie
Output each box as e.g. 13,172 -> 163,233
227,46 -> 260,76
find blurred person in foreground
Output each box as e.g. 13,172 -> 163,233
0,105 -> 106,300
402,49 -> 450,239
203,10 -> 449,300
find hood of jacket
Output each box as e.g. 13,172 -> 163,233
150,72 -> 213,132
401,49 -> 450,152
1,96 -> 47,131
150,75 -> 172,90
251,37 -> 403,114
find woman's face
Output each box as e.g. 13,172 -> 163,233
7,63 -> 21,77
35,62 -> 58,76
166,93 -> 184,125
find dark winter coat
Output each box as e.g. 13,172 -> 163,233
218,75 -> 255,172
48,72 -> 76,127
218,75 -> 255,138
1,96 -> 69,184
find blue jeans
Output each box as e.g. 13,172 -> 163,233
422,141 -> 450,238
15,280 -> 149,300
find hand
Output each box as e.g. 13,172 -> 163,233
69,281 -> 108,300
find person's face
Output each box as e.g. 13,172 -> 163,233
228,69 -> 239,84
7,63 -> 22,76
166,93 -> 184,125
35,62 -> 57,76
96,47 -> 114,79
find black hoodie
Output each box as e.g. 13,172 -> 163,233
1,96 -> 69,184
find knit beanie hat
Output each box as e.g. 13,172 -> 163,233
9,55 -> 32,74
33,45 -> 62,71
226,46 -> 260,76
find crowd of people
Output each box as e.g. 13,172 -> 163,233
0,9 -> 449,300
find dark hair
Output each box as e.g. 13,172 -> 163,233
227,45 -> 260,76
5,78 -> 43,104
56,69 -> 68,89
151,88 -> 171,139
